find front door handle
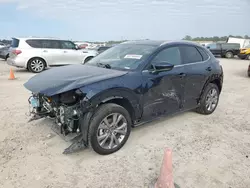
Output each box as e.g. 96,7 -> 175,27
206,67 -> 212,71
43,50 -> 48,52
179,73 -> 186,78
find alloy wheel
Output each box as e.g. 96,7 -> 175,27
97,113 -> 128,150
205,88 -> 218,111
30,59 -> 44,72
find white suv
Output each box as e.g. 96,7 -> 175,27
7,37 -> 98,73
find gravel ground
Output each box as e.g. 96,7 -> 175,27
0,58 -> 250,188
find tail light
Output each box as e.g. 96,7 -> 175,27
12,49 -> 22,55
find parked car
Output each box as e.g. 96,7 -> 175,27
238,44 -> 250,60
24,40 -> 223,155
0,45 -> 10,60
206,42 -> 240,58
0,42 -> 6,48
7,37 -> 98,73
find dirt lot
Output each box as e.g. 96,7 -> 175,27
0,58 -> 250,188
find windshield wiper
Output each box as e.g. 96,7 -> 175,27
96,63 -> 112,69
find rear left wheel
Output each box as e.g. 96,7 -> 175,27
196,83 -> 220,115
27,58 -> 46,73
247,55 -> 250,60
88,103 -> 132,155
225,51 -> 234,58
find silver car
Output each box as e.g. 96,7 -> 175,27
7,37 -> 98,73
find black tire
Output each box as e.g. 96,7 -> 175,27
196,83 -> 220,115
5,54 -> 9,61
84,56 -> 93,64
27,58 -> 46,73
88,103 -> 132,155
225,51 -> 234,58
247,55 -> 250,60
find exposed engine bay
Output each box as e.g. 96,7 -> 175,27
28,89 -> 87,154
28,89 -> 85,135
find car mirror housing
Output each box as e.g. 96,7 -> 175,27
151,62 -> 174,73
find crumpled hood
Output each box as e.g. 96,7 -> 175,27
24,64 -> 128,96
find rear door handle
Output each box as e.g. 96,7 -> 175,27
43,50 -> 48,52
179,73 -> 186,78
63,51 -> 67,53
206,67 -> 212,71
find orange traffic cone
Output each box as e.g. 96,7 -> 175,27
8,68 -> 16,80
155,148 -> 175,188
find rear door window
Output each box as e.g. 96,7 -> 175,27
11,38 -> 19,48
179,45 -> 203,64
41,40 -> 61,49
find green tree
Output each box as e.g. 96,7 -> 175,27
183,35 -> 192,40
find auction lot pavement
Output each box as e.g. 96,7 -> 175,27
0,58 -> 250,188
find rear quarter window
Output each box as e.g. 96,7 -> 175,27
197,47 -> 210,61
11,38 -> 19,48
26,40 -> 43,48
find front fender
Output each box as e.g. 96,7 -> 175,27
81,87 -> 142,118
79,87 -> 142,145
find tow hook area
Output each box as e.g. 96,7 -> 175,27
63,134 -> 87,154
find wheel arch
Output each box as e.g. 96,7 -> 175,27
79,88 -> 142,145
83,55 -> 94,64
26,56 -> 47,68
83,87 -> 142,121
198,74 -> 223,104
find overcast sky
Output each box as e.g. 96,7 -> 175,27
0,0 -> 249,41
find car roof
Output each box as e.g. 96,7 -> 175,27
122,40 -> 203,47
12,37 -> 63,41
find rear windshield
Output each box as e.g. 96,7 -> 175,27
11,38 -> 20,48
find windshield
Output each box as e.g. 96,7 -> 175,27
86,43 -> 157,70
245,44 -> 250,48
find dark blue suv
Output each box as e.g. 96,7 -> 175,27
24,40 -> 224,155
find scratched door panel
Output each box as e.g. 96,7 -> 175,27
183,63 -> 208,109
141,66 -> 185,121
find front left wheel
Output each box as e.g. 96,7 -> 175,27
88,103 -> 132,155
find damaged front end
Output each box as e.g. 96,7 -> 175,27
27,89 -> 89,154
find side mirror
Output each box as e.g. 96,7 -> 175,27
153,62 -> 174,73
206,46 -> 210,49
75,45 -> 79,50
